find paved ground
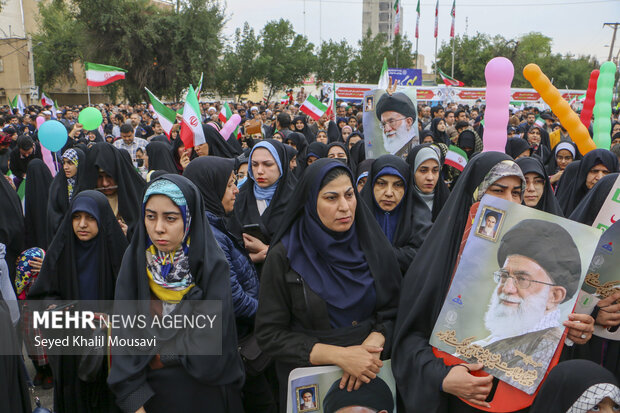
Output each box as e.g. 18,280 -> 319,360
23,344 -> 54,411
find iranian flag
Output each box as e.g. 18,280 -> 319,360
300,95 -> 328,121
434,0 -> 439,38
41,92 -> 57,119
450,0 -> 456,38
378,57 -> 389,89
415,0 -> 420,39
179,85 -> 205,149
10,95 -> 26,115
85,62 -> 127,87
324,82 -> 336,119
393,0 -> 401,36
438,68 -> 464,87
145,88 -> 177,138
534,116 -> 545,128
445,145 -> 468,171
219,103 -> 233,123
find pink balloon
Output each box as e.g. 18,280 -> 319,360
220,114 -> 242,141
36,116 -> 46,129
483,57 -> 514,153
40,145 -> 57,176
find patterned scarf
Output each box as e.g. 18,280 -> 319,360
473,160 -> 525,202
143,179 -> 194,304
62,149 -> 79,200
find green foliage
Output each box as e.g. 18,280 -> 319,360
315,39 -> 356,84
216,23 -> 261,100
436,32 -> 599,88
255,19 -> 316,100
32,0 -> 84,89
351,30 -> 415,84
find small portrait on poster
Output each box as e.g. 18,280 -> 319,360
430,195 -> 600,394
297,385 -> 319,411
365,95 -> 374,112
363,87 -> 418,159
475,206 -> 505,242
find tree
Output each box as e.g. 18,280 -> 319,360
388,34 -> 415,70
353,29 -> 391,84
314,39 -> 356,84
256,19 -> 316,100
216,23 -> 261,100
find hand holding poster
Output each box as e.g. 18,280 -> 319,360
430,195 -> 599,397
362,87 -> 419,159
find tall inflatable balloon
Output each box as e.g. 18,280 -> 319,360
220,114 -> 241,141
579,69 -> 599,128
483,57 -> 514,152
523,63 -> 596,155
592,61 -> 617,149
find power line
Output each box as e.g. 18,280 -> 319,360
292,0 -> 617,7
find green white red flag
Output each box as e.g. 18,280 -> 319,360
41,92 -> 57,119
300,95 -> 328,121
85,62 -> 127,87
446,145 -> 468,171
450,0 -> 456,38
179,85 -> 205,148
394,0 -> 401,36
378,57 -> 389,89
145,88 -> 177,138
438,68 -> 464,87
10,95 -> 26,115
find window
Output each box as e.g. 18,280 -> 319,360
379,12 -> 390,22
379,2 -> 390,11
379,23 -> 390,32
0,58 -> 3,72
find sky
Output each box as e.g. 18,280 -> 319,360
221,0 -> 620,73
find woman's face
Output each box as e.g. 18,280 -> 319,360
422,135 -> 434,144
307,155 -> 318,166
484,175 -> 523,203
373,174 -> 405,212
289,155 -> 297,171
295,120 -> 305,131
177,144 -> 187,160
586,396 -> 620,413
556,149 -> 573,170
144,194 -> 185,253
515,149 -> 530,160
527,128 -> 541,146
436,120 -> 446,132
523,172 -> 545,207
327,146 -> 347,162
342,129 -> 352,141
72,211 -> 99,242
348,135 -> 361,150
251,148 -> 280,188
316,132 -> 328,144
414,159 -> 440,194
317,174 -> 356,232
63,159 -> 77,178
237,163 -> 248,181
356,176 -> 367,193
285,140 -> 297,150
221,171 -> 239,214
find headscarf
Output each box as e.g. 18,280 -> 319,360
457,130 -> 477,159
348,137 -> 366,173
283,131 -> 309,163
361,155 -> 432,273
530,360 -> 620,413
183,156 -> 235,217
505,137 -> 532,159
108,174 -> 244,407
472,159 -> 525,202
293,115 -> 315,143
545,140 -> 579,176
430,118 -> 450,145
248,141 -> 283,207
569,173 -> 619,226
525,125 -> 552,163
62,148 -> 80,200
234,139 -> 296,243
274,159 -> 401,330
355,159 -> 374,187
0,172 -> 24,283
392,152 -> 526,412
326,142 -> 351,167
24,159 -> 53,250
28,190 -> 128,301
516,156 -> 563,216
406,143 -> 450,221
203,123 -> 242,158
556,149 -> 619,216
146,141 -> 178,174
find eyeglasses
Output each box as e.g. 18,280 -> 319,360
493,269 -> 556,289
380,117 -> 407,130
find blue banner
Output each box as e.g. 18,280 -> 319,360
388,68 -> 423,86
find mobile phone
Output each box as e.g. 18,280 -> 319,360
243,224 -> 268,244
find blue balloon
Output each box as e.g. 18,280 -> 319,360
38,120 -> 68,152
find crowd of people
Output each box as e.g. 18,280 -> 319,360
0,90 -> 620,413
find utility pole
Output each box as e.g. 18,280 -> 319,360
604,23 -> 620,61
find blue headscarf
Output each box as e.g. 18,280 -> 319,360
372,166 -> 407,243
248,141 -> 283,206
72,195 -> 101,300
281,161 -> 376,328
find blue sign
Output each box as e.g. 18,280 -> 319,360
388,68 -> 423,86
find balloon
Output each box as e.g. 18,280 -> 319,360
523,63 -> 597,155
38,120 -> 68,152
220,114 -> 242,141
592,61 -> 617,149
40,145 -> 57,176
482,57 -> 514,152
36,116 -> 46,130
78,107 -> 103,131
579,69 -> 599,128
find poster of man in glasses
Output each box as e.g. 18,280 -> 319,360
362,88 -> 418,159
430,195 -> 600,394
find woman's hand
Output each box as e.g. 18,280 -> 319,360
336,345 -> 383,391
595,291 -> 620,328
28,256 -> 44,273
564,313 -> 595,345
441,364 -> 493,408
243,233 -> 268,263
549,170 -> 563,184
179,152 -> 190,170
135,407 -> 146,413
118,219 -> 128,236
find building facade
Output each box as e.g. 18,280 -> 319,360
362,0 -> 401,43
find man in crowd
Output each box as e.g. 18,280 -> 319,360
113,123 -> 148,165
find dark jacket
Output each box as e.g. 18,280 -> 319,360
206,210 -> 259,338
9,142 -> 42,178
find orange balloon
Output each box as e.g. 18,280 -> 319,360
523,64 -> 596,155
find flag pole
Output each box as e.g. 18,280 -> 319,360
87,85 -> 91,106
415,37 -> 419,69
434,37 -> 438,78
451,35 -> 455,78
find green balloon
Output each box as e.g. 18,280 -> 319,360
78,107 -> 103,131
592,61 -> 616,149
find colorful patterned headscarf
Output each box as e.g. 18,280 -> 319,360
15,247 -> 45,299
62,149 -> 79,200
473,160 -> 525,202
142,179 -> 193,304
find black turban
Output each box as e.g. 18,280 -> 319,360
497,219 -> 581,302
323,377 -> 394,413
375,92 -> 417,121
484,210 -> 500,221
